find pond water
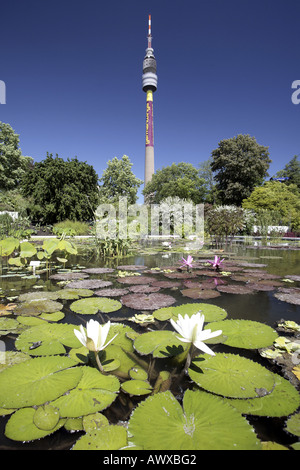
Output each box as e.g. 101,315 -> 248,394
0,240 -> 299,450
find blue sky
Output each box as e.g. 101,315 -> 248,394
1,0 -> 299,202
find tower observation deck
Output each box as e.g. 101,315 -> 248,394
142,15 -> 157,188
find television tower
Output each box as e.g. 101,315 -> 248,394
142,14 -> 157,188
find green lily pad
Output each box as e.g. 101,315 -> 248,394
222,373 -> 300,417
128,389 -> 261,450
18,291 -> 60,302
189,352 -> 275,398
72,424 -> 128,450
0,317 -> 19,333
15,323 -> 82,356
121,379 -> 153,396
51,366 -> 120,418
5,407 -> 66,442
129,367 -> 148,380
83,412 -> 109,432
133,330 -> 188,358
0,356 -> 82,408
70,297 -> 122,315
206,319 -> 278,349
153,303 -> 227,322
55,288 -> 94,300
14,299 -> 64,316
284,412 -> 300,437
33,404 -> 60,430
0,351 -> 31,372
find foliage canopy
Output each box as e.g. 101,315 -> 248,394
21,153 -> 99,224
211,134 -> 271,206
143,162 -> 206,204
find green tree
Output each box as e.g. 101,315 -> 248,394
242,181 -> 300,231
211,134 -> 271,205
273,155 -> 300,190
198,157 -> 219,203
21,153 -> 99,224
0,122 -> 33,190
98,155 -> 143,205
143,162 -> 206,204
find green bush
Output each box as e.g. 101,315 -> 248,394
52,220 -> 91,237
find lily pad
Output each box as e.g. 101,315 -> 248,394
189,352 -> 275,398
49,272 -> 89,281
117,265 -> 147,271
82,268 -> 115,274
65,280 -> 113,290
217,285 -> 254,295
51,366 -> 120,418
222,373 -> 300,417
207,320 -> 278,349
70,297 -> 122,315
56,288 -> 94,300
246,283 -> 275,292
284,412 -> 300,437
94,288 -> 129,297
151,280 -> 182,288
274,291 -> 300,305
117,275 -> 154,285
33,404 -> 60,430
128,389 -> 261,450
121,293 -> 176,310
18,291 -> 59,302
0,351 -> 31,372
5,407 -> 66,442
180,288 -> 221,299
15,322 -> 82,355
72,424 -> 127,450
133,330 -> 188,358
0,356 -> 82,408
121,379 -> 153,396
128,285 -> 161,293
14,299 -> 64,316
153,303 -> 227,322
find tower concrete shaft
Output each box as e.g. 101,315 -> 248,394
142,14 -> 157,188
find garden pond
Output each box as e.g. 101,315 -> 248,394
0,238 -> 299,450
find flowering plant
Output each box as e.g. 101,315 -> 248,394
171,312 -> 222,372
180,255 -> 193,270
74,319 -> 118,372
207,255 -> 225,271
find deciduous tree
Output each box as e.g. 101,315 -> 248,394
211,134 -> 271,205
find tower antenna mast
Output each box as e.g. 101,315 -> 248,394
142,14 -> 158,191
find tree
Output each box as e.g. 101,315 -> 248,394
143,162 -> 206,204
273,155 -> 300,190
198,157 -> 219,203
21,153 -> 99,224
98,155 -> 143,205
0,122 -> 33,191
211,134 -> 271,206
242,181 -> 300,231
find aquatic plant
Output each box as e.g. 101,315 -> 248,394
170,312 -> 222,372
0,248 -> 299,450
207,255 -> 225,270
180,255 -> 193,270
74,319 -> 118,372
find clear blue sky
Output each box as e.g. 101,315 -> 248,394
1,0 -> 299,202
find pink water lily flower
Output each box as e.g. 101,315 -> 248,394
181,255 -> 193,269
207,255 -> 225,270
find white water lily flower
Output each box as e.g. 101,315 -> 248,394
74,319 -> 118,353
170,312 -> 222,356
